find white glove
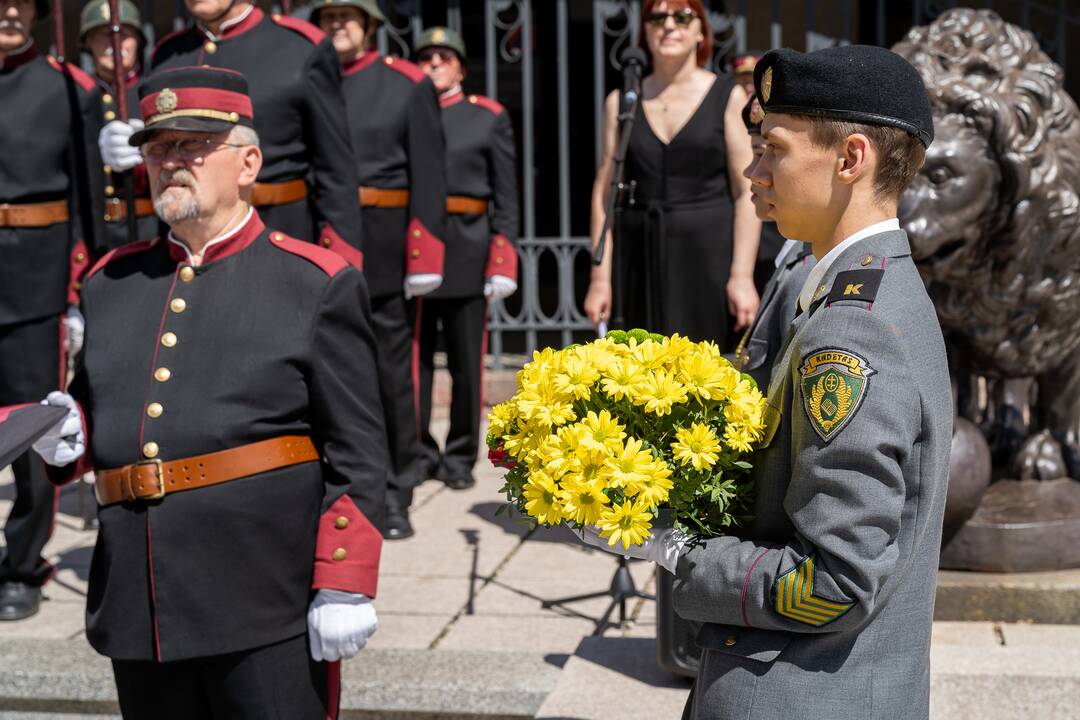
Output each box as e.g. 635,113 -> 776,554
307,589 -> 378,662
403,273 -> 442,299
63,306 -> 85,356
31,391 -> 85,467
579,524 -> 690,575
484,274 -> 517,301
98,119 -> 145,172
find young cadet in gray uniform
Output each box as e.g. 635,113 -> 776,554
732,95 -> 814,390
582,45 -> 951,720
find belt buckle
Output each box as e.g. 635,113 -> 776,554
0,203 -> 9,226
132,458 -> 165,500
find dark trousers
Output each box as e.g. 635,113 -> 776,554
0,315 -> 61,586
417,295 -> 487,482
112,634 -> 337,720
370,292 -> 420,509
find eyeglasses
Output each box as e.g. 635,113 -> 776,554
645,9 -> 698,28
140,138 -> 248,161
417,48 -> 457,64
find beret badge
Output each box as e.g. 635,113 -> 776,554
156,88 -> 178,114
761,67 -> 773,103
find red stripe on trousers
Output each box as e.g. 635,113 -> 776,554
326,660 -> 341,720
411,297 -> 423,442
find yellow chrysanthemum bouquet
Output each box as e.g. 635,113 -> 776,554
487,328 -> 768,549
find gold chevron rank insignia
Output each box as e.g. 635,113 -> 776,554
773,555 -> 854,626
799,348 -> 874,443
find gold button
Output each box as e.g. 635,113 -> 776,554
161,332 -> 177,348
179,266 -> 195,282
469,95 -> 477,104
862,255 -> 874,266
146,402 -> 163,418
75,252 -> 86,263
104,110 -> 116,121
724,635 -> 737,647
102,93 -> 113,105
170,298 -> 186,313
73,281 -> 82,291
495,257 -> 504,265
105,185 -> 115,196
496,238 -> 505,247
271,232 -> 283,242
385,56 -> 393,64
321,238 -> 332,248
154,367 -> 171,382
410,248 -> 421,259
335,516 -> 349,530
204,41 -> 217,53
103,164 -> 112,174
412,229 -> 421,238
142,441 -> 159,458
332,548 -> 347,561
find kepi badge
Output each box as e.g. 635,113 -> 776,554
799,349 -> 874,442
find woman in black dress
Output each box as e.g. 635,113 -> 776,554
584,0 -> 760,345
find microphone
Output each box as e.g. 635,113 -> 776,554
619,47 -> 648,105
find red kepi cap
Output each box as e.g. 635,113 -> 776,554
130,66 -> 255,146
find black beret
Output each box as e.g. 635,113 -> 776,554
131,67 -> 255,145
741,96 -> 765,135
754,45 -> 933,148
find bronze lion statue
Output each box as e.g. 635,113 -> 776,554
894,8 -> 1080,479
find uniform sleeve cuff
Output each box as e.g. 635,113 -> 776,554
318,225 -> 364,271
405,218 -> 445,276
67,240 -> 91,304
312,495 -> 382,597
484,233 -> 517,282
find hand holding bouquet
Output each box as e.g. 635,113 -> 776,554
487,329 -> 768,549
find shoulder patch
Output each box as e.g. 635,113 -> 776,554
773,555 -> 854,626
46,56 -> 96,92
382,55 -> 425,83
826,269 -> 883,306
268,231 -> 347,277
86,238 -> 161,281
151,26 -> 195,60
467,94 -> 506,115
270,14 -> 325,45
798,348 -> 875,443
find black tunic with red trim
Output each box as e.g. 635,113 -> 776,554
432,91 -> 518,298
340,52 -> 445,298
95,72 -> 156,251
0,45 -> 104,325
54,211 -> 386,661
150,8 -> 363,258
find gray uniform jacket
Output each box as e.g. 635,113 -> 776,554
674,230 -> 952,720
737,242 -> 815,390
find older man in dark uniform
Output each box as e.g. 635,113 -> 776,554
415,27 -> 519,492
0,0 -> 103,621
81,0 -> 156,250
34,67 -> 385,717
99,0 -> 363,257
313,0 -> 446,540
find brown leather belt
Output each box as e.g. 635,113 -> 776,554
446,195 -> 489,215
359,186 -> 409,208
94,435 -> 319,506
104,198 -> 156,223
0,200 -> 69,227
251,179 -> 308,207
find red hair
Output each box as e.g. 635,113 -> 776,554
640,0 -> 713,68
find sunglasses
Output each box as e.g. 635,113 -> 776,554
645,9 -> 698,28
417,48 -> 458,64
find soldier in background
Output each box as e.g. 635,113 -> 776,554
0,0 -> 103,620
416,27 -> 519,492
98,0 -> 363,258
313,0 -> 446,540
81,0 -> 156,249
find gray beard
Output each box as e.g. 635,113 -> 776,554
154,188 -> 200,225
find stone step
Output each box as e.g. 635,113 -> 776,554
0,638 -> 559,719
934,568 -> 1080,623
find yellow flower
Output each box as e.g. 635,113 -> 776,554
560,477 -> 611,526
672,422 -> 723,471
662,333 -> 696,360
555,353 -> 600,401
724,423 -> 756,453
632,338 -> 670,370
487,401 -> 517,437
625,459 -> 674,507
504,420 -> 543,460
678,351 -> 731,402
579,409 -> 626,453
634,369 -> 688,416
600,357 -> 645,402
599,499 -> 654,549
523,472 -> 565,525
516,376 -> 576,427
604,437 -> 654,488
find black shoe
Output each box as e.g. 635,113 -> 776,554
444,472 -> 476,491
0,582 -> 41,621
382,506 -> 415,540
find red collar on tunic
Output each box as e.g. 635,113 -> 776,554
198,5 -> 263,41
167,209 -> 266,265
439,87 -> 465,109
341,51 -> 380,77
1,42 -> 37,72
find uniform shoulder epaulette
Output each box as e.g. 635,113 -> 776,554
467,94 -> 506,115
825,267 -> 884,306
268,231 -> 347,277
381,55 -> 425,83
86,238 -> 161,281
46,56 -> 96,92
150,25 -> 194,60
270,14 -> 325,45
